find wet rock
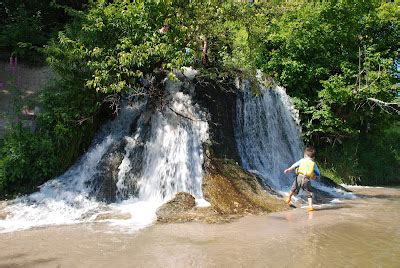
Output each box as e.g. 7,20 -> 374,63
88,113 -> 150,203
95,212 -> 131,221
317,176 -> 351,192
80,204 -> 111,220
156,159 -> 289,224
0,201 -> 7,209
0,211 -> 9,220
203,158 -> 289,215
88,140 -> 126,202
194,79 -> 241,162
0,201 -> 9,219
156,192 -> 196,223
310,176 -> 352,203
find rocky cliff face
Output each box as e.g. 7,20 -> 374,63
194,79 -> 241,162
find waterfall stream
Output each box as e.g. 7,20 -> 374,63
0,79 -> 209,233
234,80 -> 354,200
235,81 -> 303,190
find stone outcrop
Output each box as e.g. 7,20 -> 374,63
0,201 -> 9,220
203,159 -> 288,215
157,79 -> 289,224
156,159 -> 289,224
195,78 -> 289,216
194,78 -> 241,162
156,192 -> 196,223
95,212 -> 131,221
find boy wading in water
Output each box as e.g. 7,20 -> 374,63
284,147 -> 321,212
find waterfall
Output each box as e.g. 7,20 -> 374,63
234,80 -> 354,200
235,80 -> 303,190
115,80 -> 209,205
0,79 -> 209,233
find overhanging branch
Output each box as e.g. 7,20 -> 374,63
367,98 -> 400,115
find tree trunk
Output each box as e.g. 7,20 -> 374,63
202,37 -> 208,65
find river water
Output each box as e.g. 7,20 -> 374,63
0,186 -> 399,267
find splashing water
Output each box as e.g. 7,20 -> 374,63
234,80 -> 354,200
235,80 -> 303,190
112,80 -> 209,225
0,80 -> 209,233
0,104 -> 143,232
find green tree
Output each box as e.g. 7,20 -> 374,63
0,0 -> 88,63
254,0 -> 399,142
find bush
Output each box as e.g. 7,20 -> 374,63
0,125 -> 57,196
0,79 -> 102,198
319,123 -> 400,185
0,0 -> 88,64
37,79 -> 101,171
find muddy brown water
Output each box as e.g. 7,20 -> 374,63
0,187 -> 399,267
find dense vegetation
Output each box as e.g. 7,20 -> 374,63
0,0 -> 398,197
0,0 -> 87,63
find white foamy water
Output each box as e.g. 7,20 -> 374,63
110,80 -> 209,228
235,81 -> 303,190
0,79 -> 209,233
234,80 -> 354,200
0,104 -> 143,232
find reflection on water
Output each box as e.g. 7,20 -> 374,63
0,187 -> 399,267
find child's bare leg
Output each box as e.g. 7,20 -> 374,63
306,181 -> 314,211
307,195 -> 314,211
286,191 -> 294,204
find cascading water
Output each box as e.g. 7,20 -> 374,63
115,80 -> 209,207
235,80 -> 303,190
0,78 -> 209,233
234,79 -> 354,200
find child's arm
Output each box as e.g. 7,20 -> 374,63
284,159 -> 302,174
314,164 -> 321,178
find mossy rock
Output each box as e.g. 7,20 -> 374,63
156,159 -> 289,224
156,192 -> 196,220
203,158 -> 289,215
94,212 -> 131,221
156,192 -> 238,224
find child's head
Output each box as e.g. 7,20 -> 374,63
304,147 -> 316,159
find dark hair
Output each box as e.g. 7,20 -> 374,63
304,147 -> 316,158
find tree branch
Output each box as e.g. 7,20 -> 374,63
167,106 -> 200,121
367,98 -> 400,115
